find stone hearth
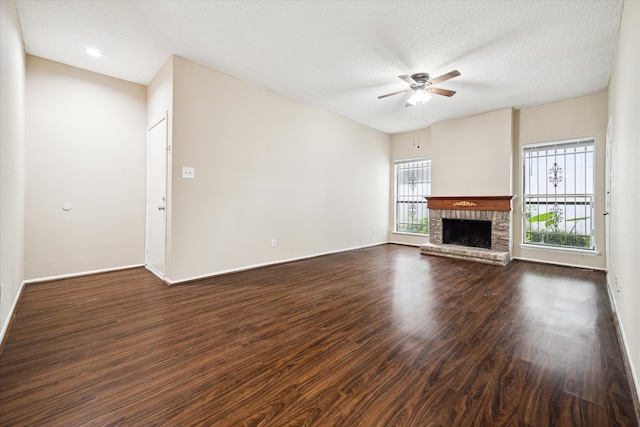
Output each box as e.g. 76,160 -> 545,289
420,196 -> 514,266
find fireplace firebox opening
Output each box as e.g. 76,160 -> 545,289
442,219 -> 491,249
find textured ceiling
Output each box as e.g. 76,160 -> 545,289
15,0 -> 624,134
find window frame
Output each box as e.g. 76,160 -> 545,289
394,157 -> 431,235
521,138 -> 596,252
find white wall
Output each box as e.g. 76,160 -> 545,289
608,0 -> 640,398
24,56 -> 147,279
0,0 -> 26,341
431,108 -> 513,197
513,93 -> 608,270
167,56 -> 390,282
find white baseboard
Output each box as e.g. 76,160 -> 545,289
0,280 -> 27,346
145,265 -> 165,282
166,242 -> 387,285
512,255 -> 606,271
23,264 -> 145,284
606,281 -> 640,407
388,240 -> 421,247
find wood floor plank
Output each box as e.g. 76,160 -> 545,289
0,244 -> 637,426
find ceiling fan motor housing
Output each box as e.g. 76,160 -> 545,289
377,70 -> 458,100
410,73 -> 430,83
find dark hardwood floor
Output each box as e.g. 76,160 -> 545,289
0,244 -> 637,426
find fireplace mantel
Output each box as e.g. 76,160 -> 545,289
425,196 -> 514,211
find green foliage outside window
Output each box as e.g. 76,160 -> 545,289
398,216 -> 429,234
525,210 -> 591,248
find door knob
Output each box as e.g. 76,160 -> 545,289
602,211 -> 609,215
158,206 -> 165,211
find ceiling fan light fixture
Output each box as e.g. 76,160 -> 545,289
406,90 -> 431,106
84,47 -> 103,57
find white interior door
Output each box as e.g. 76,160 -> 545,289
146,115 -> 168,278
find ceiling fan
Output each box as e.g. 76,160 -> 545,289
378,70 -> 461,107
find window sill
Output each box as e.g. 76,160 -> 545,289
392,231 -> 430,237
519,243 -> 599,256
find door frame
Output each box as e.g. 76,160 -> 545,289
145,113 -> 168,279
605,115 -> 613,288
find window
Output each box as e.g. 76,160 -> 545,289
395,158 -> 431,234
523,138 -> 595,250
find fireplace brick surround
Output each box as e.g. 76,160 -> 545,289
420,196 -> 514,266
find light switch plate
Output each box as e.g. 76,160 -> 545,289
182,167 -> 195,179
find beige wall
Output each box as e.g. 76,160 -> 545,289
167,57 -> 390,282
513,93 -> 608,270
431,108 -> 513,197
24,57 -> 147,279
147,57 -> 173,125
389,109 -> 513,246
0,0 -> 26,339
390,100 -> 610,271
608,0 -> 640,398
147,57 -> 174,278
389,128 -> 432,246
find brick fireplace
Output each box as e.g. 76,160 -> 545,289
420,196 -> 514,266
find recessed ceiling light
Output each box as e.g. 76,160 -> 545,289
84,47 -> 103,57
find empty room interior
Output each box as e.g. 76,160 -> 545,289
1,1 -> 639,425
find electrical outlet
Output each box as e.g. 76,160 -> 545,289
373,228 -> 377,236
271,239 -> 276,248
182,167 -> 195,179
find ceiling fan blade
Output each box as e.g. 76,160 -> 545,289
377,88 -> 413,99
426,87 -> 456,97
429,70 -> 461,85
398,75 -> 417,85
